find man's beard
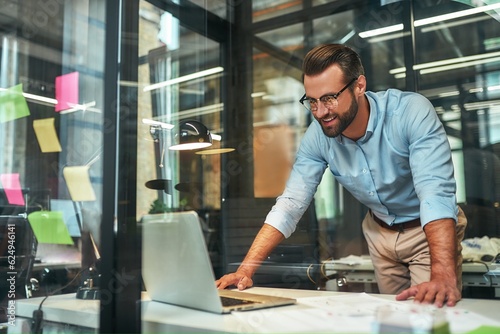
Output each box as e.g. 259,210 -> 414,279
318,97 -> 358,138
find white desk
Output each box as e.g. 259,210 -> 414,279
322,256 -> 500,297
8,287 -> 500,333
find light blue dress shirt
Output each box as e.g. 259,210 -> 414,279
266,89 -> 458,238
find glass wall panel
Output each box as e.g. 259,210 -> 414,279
253,0 -> 304,22
188,0 -> 228,20
414,0 -> 500,238
249,0 -> 499,294
137,0 -> 225,279
0,1 -> 105,331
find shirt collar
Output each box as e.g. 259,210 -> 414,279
359,94 -> 376,143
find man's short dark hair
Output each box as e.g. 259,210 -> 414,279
302,44 -> 365,85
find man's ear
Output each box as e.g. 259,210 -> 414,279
355,75 -> 367,96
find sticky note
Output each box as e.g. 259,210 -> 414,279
0,84 -> 31,123
0,173 -> 25,206
63,166 -> 96,201
466,325 -> 500,334
55,72 -> 79,112
50,199 -> 82,237
33,118 -> 62,153
27,211 -> 74,245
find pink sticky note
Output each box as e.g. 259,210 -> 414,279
55,72 -> 79,112
0,173 -> 25,206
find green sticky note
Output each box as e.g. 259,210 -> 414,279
27,211 -> 74,245
0,84 -> 31,123
466,325 -> 500,334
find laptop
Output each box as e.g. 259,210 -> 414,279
140,210 -> 296,314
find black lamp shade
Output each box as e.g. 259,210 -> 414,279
169,120 -> 213,150
145,179 -> 171,193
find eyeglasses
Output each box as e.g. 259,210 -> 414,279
299,78 -> 357,112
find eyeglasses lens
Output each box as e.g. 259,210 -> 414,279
306,97 -> 338,111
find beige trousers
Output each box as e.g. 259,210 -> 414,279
362,207 -> 467,294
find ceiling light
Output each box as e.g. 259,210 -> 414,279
0,88 -> 57,105
59,101 -> 100,114
142,118 -> 174,129
251,92 -> 267,98
143,67 -> 224,92
390,51 -> 500,76
414,3 -> 500,27
22,92 -> 57,105
419,56 -> 500,75
359,24 -> 403,38
464,99 -> 500,111
359,3 -> 500,39
438,91 -> 459,98
364,31 -> 409,44
413,51 -> 500,70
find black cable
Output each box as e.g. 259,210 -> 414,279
31,268 -> 85,334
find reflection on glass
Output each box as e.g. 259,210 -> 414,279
138,1 -> 223,218
0,1 -> 106,330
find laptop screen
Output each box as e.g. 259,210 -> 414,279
140,211 -> 225,313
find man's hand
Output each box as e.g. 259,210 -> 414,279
396,279 -> 461,307
397,218 -> 461,307
216,224 -> 285,290
215,272 -> 253,290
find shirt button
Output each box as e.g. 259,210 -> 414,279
362,169 -> 367,173
369,191 -> 374,196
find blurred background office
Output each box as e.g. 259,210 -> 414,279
0,0 -> 499,332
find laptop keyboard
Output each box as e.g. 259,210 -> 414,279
220,296 -> 257,307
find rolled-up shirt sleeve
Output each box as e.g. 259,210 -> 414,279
403,94 -> 458,225
265,124 -> 328,238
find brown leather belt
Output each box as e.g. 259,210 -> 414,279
371,211 -> 421,232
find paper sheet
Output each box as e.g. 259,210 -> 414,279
33,118 -> 63,153
0,173 -> 25,206
0,84 -> 31,123
27,211 -> 74,245
63,166 -> 96,202
55,72 -> 79,112
329,254 -> 368,265
231,293 -> 500,334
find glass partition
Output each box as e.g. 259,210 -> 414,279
138,15 -> 223,216
0,1 -> 106,331
137,0 -> 225,276
413,0 -> 500,238
245,0 -> 500,293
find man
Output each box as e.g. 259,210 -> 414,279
216,44 -> 467,307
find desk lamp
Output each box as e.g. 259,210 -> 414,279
169,120 -> 213,150
145,120 -> 214,191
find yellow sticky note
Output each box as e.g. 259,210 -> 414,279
63,166 -> 96,202
0,84 -> 31,123
33,118 -> 62,153
27,211 -> 74,245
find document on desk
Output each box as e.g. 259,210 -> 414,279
329,254 -> 369,265
230,293 -> 500,333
